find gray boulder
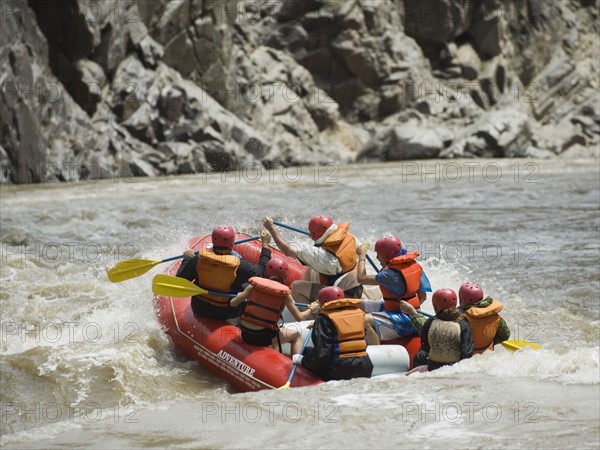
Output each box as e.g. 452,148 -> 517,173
442,109 -> 533,158
359,123 -> 445,161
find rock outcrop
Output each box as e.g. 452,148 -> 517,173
1,0 -> 598,183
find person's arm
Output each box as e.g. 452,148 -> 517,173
229,284 -> 253,308
494,317 -> 511,344
415,268 -> 431,305
284,295 -> 318,321
176,249 -> 198,282
255,232 -> 273,276
232,237 -> 273,291
263,217 -> 298,259
460,319 -> 474,359
399,300 -> 427,333
364,313 -> 380,345
356,244 -> 378,285
301,317 -> 333,371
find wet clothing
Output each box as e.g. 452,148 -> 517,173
191,300 -> 245,321
377,251 -> 423,310
320,299 -> 368,358
301,304 -> 373,381
294,240 -> 341,276
413,308 -> 473,371
374,311 -> 419,338
241,277 -> 289,330
461,297 -> 510,353
318,222 -> 357,286
375,248 -> 432,311
177,247 -> 271,320
195,249 -> 240,306
294,223 -> 360,286
239,323 -> 278,347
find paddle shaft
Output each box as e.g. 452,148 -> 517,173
286,329 -> 313,386
273,221 -> 309,235
207,290 -> 235,298
272,221 -> 380,273
163,236 -> 260,263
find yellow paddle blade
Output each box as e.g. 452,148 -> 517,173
152,274 -> 208,298
107,259 -> 161,283
501,339 -> 542,352
277,381 -> 291,390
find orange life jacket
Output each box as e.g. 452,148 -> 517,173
320,298 -> 368,358
241,277 -> 290,330
195,249 -> 240,307
379,252 -> 422,312
463,300 -> 503,353
319,222 -> 357,285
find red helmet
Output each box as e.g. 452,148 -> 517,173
317,286 -> 344,307
211,225 -> 235,249
266,258 -> 289,281
308,216 -> 333,241
374,236 -> 402,262
432,288 -> 457,314
459,282 -> 484,307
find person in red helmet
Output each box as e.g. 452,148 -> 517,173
263,216 -> 362,303
458,282 -> 510,354
400,288 -> 473,371
356,235 -> 432,339
293,287 -> 374,380
229,258 -> 318,355
176,227 -> 273,320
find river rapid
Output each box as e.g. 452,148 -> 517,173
1,159 -> 599,449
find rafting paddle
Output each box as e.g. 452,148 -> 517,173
278,328 -> 313,390
500,339 -> 542,352
107,236 -> 259,283
271,220 -> 380,273
410,311 -> 542,352
152,274 -> 235,298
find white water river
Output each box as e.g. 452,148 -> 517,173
1,159 -> 598,449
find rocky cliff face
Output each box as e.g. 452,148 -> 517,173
1,0 -> 598,183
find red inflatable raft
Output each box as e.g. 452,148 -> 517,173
154,234 -> 324,392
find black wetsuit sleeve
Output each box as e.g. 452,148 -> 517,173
256,247 -> 272,276
176,255 -> 199,282
231,248 -> 272,292
302,317 -> 333,372
460,319 -> 474,359
419,317 -> 433,354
